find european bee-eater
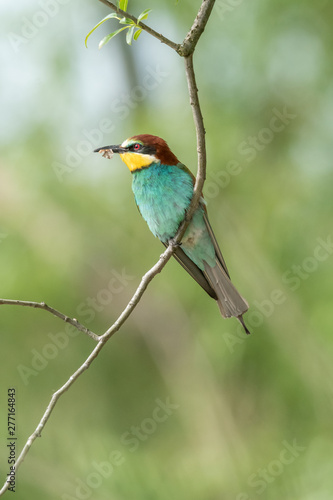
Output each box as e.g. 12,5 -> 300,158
94,134 -> 250,334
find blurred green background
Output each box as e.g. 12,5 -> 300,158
1,0 -> 333,498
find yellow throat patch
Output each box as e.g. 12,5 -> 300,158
119,152 -> 156,172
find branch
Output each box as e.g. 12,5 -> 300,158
0,245 -> 177,497
0,1 -> 216,495
0,341 -> 105,498
180,0 -> 216,56
97,0 -> 215,56
183,53 -> 207,221
0,299 -> 99,341
98,0 -> 180,52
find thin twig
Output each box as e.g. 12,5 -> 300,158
184,53 -> 207,217
0,341 -> 104,498
98,0 -> 215,57
180,0 -> 216,56
101,245 -> 175,339
0,0 -> 216,495
98,0 -> 180,53
0,299 -> 99,341
0,246 -> 177,497
0,247 -> 179,496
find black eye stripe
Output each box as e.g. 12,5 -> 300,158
128,143 -> 142,151
126,143 -> 156,155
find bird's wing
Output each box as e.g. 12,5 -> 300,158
201,212 -> 249,320
202,212 -> 230,279
162,242 -> 218,299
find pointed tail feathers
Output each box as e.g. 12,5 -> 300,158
204,261 -> 250,334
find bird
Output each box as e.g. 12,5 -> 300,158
94,134 -> 250,334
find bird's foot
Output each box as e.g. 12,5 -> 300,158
169,238 -> 182,248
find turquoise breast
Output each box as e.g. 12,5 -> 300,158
132,162 -> 194,242
132,162 -> 216,270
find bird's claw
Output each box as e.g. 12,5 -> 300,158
169,238 -> 182,248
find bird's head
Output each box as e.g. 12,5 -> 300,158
94,134 -> 179,172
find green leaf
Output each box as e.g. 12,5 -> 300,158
85,13 -> 120,47
119,16 -> 135,25
133,28 -> 143,41
98,27 -> 127,49
85,3 -> 150,49
119,0 -> 128,11
137,8 -> 152,23
126,26 -> 135,45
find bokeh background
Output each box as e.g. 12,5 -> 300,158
1,0 -> 333,498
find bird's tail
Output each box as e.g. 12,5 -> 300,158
204,261 -> 250,334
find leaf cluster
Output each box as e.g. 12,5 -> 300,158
85,0 -> 152,48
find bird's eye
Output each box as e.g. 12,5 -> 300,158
133,143 -> 141,151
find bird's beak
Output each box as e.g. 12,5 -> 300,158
94,144 -> 127,156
